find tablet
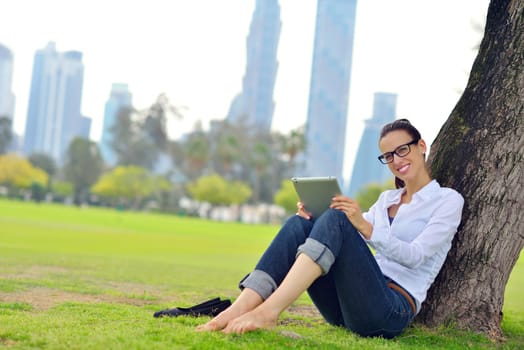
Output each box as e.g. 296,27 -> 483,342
291,176 -> 342,218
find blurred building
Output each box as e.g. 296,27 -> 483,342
303,0 -> 358,189
0,43 -> 15,120
348,92 -> 397,197
226,0 -> 281,133
23,42 -> 90,163
100,83 -> 133,166
77,115 -> 91,140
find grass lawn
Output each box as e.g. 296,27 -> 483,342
0,198 -> 522,349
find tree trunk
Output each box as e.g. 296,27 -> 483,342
416,0 -> 524,338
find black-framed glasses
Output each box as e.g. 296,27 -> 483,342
377,139 -> 419,164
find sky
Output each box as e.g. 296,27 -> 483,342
0,0 -> 490,181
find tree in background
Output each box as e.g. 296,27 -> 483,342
106,96 -> 306,207
249,138 -> 274,203
51,181 -> 73,202
28,153 -> 56,191
0,117 -> 13,154
30,182 -> 46,202
181,123 -> 210,179
208,121 -> 248,179
355,180 -> 395,212
165,117 -> 306,205
273,179 -> 299,214
91,165 -> 170,209
63,137 -> 104,205
143,93 -> 184,151
0,154 -> 48,197
109,94 -> 185,171
187,174 -> 251,206
110,107 -> 158,170
416,0 -> 523,338
276,125 -> 306,177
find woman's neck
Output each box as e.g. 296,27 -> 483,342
404,173 -> 432,199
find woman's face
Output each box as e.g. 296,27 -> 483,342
378,130 -> 427,184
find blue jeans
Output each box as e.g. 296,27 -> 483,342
239,209 -> 415,338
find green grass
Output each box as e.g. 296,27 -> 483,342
0,198 -> 522,349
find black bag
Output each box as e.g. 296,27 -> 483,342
153,297 -> 231,318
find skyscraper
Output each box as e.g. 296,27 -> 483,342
0,43 -> 15,120
348,92 -> 397,197
226,0 -> 281,132
23,42 -> 90,163
303,0 -> 357,188
100,83 -> 133,166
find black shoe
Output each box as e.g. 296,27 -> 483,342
154,297 -> 231,318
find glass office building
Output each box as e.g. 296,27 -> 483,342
303,0 -> 358,188
348,92 -> 398,197
0,43 -> 15,120
23,42 -> 90,163
226,0 -> 281,132
100,83 -> 133,166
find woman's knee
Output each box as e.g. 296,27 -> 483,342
280,214 -> 313,240
317,208 -> 352,228
290,214 -> 314,229
323,208 -> 345,218
308,209 -> 360,248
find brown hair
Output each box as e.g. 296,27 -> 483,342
379,119 -> 423,189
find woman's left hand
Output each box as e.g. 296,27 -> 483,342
330,195 -> 373,239
296,201 -> 312,220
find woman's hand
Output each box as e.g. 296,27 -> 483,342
330,195 -> 373,239
296,201 -> 313,220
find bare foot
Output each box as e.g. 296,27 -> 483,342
196,289 -> 263,332
221,307 -> 278,334
196,305 -> 244,332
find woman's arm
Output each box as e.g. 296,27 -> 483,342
330,195 -> 374,239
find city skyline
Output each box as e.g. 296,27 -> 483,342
1,0 -> 489,182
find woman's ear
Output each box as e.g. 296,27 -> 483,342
419,139 -> 428,160
418,139 -> 427,154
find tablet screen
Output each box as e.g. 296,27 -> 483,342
291,176 -> 342,218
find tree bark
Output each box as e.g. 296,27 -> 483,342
416,0 -> 524,338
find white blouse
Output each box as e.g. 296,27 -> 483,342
363,180 -> 464,313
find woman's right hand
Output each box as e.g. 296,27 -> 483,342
330,195 -> 373,239
296,201 -> 312,220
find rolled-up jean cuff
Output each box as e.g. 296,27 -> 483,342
296,238 -> 335,275
238,269 -> 277,300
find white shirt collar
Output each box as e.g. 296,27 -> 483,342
381,180 -> 439,209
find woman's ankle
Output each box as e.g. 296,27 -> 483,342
234,288 -> 264,312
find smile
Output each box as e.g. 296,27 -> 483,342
397,164 -> 410,174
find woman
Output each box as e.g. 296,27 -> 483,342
197,119 -> 464,338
